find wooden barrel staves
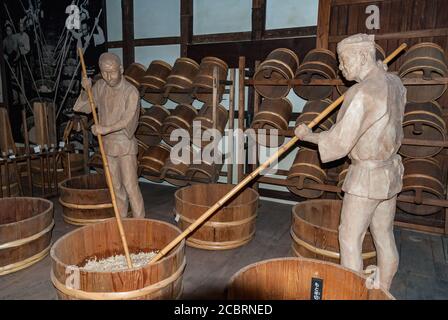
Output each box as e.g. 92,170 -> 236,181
193,57 -> 229,104
164,57 -> 200,104
162,104 -> 198,146
139,144 -> 171,182
50,219 -> 186,300
397,157 -> 445,215
174,184 -> 258,250
191,103 -> 228,148
227,257 -> 393,300
254,48 -> 299,99
399,101 -> 446,158
291,199 -> 376,265
294,49 -> 337,100
124,63 -> 146,89
251,98 -> 293,147
161,145 -> 195,187
0,165 -> 20,198
141,60 -> 172,105
295,99 -> 336,133
287,148 -> 327,199
59,174 -> 114,226
186,158 -> 223,184
336,160 -> 350,199
136,105 -> 171,148
0,197 -> 54,275
399,42 -> 448,103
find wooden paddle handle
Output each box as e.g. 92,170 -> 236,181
150,43 -> 408,264
77,48 -> 133,268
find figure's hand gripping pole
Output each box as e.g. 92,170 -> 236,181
149,43 -> 408,264
77,48 -> 133,268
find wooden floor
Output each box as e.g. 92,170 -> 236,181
1,183 -> 447,300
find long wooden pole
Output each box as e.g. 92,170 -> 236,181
150,43 -> 408,264
77,48 -> 133,268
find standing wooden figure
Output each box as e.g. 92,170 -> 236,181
295,34 -> 406,290
74,52 -> 145,218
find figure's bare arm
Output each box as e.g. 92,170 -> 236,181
73,78 -> 95,114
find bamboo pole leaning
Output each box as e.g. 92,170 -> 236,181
150,43 -> 408,264
77,48 -> 133,268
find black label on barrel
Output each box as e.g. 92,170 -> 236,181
311,278 -> 323,300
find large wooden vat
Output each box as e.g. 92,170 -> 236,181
291,199 -> 376,265
59,174 -> 114,226
164,57 -> 200,104
50,219 -> 186,300
174,184 -> 258,250
191,104 -> 228,148
227,257 -> 393,300
193,57 -> 229,104
287,148 -> 327,198
135,105 -> 171,147
254,48 -> 299,99
251,98 -> 293,147
295,99 -> 336,133
141,60 -> 172,105
162,104 -> 198,146
294,49 -> 337,100
124,63 -> 146,89
399,101 -> 446,158
397,157 -> 445,215
399,42 -> 448,102
139,144 -> 171,183
0,197 -> 54,275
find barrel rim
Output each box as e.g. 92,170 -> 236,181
227,256 -> 395,300
0,197 -> 53,227
174,183 -> 259,210
305,48 -> 337,60
148,60 -> 172,70
50,218 -> 185,272
174,57 -> 200,69
270,48 -> 300,67
59,173 -> 109,193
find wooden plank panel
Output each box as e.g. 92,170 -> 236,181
121,0 -> 135,68
411,0 -> 426,31
435,0 -> 448,28
316,0 -> 332,48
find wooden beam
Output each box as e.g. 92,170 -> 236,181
121,0 -> 135,68
252,0 -> 266,40
0,22 -> 9,110
316,0 -> 331,49
332,0 -> 387,5
264,26 -> 317,39
180,0 -> 193,57
134,37 -> 181,47
329,28 -> 448,43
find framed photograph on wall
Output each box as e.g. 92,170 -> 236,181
1,0 -> 107,142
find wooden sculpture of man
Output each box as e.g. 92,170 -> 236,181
74,52 -> 145,219
295,34 -> 406,290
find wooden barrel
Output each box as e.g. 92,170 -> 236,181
139,144 -> 171,183
185,159 -> 223,184
59,174 -> 114,226
0,197 -> 54,275
124,63 -> 146,89
295,99 -> 335,133
254,48 -> 299,99
161,146 -> 195,187
88,153 -> 104,174
399,101 -> 446,158
193,57 -> 229,104
399,42 -> 448,102
337,44 -> 386,94
164,57 -> 200,104
191,104 -> 228,148
294,49 -> 337,100
397,157 -> 445,215
291,199 -> 376,265
287,148 -> 326,198
336,161 -> 350,199
136,105 -> 171,147
227,257 -> 393,300
251,98 -> 292,147
175,184 -> 258,250
0,165 -> 20,197
141,60 -> 172,105
50,218 -> 186,300
162,104 -> 198,146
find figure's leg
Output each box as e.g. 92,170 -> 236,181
120,154 -> 145,218
107,155 -> 128,218
339,193 -> 379,272
369,196 -> 399,290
